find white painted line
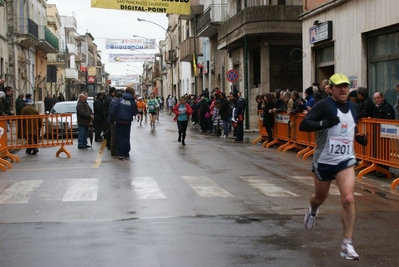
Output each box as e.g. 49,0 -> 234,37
0,180 -> 43,204
181,176 -> 233,197
131,177 -> 167,199
240,176 -> 300,197
292,176 -> 362,196
62,179 -> 99,202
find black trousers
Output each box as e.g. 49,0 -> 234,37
177,120 -> 188,141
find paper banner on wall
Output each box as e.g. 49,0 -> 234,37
91,0 -> 190,15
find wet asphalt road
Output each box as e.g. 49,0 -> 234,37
1,111 -> 399,267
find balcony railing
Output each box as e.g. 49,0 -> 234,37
15,18 -> 39,38
75,53 -> 87,62
67,43 -> 77,54
179,37 -> 199,62
38,26 -> 59,51
197,4 -> 227,37
65,68 -> 79,80
47,54 -> 66,65
62,16 -> 77,30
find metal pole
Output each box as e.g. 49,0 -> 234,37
191,7 -> 198,96
137,18 -> 174,98
244,36 -> 249,130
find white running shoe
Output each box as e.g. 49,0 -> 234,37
304,205 -> 318,230
340,242 -> 360,260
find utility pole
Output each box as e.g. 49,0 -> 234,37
6,0 -> 16,90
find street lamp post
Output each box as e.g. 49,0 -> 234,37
137,18 -> 174,97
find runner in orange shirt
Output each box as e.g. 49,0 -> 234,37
136,97 -> 146,126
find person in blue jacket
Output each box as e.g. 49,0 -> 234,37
109,87 -> 138,160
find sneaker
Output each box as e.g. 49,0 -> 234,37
304,205 -> 318,230
340,242 -> 360,260
220,135 -> 226,139
118,156 -> 123,160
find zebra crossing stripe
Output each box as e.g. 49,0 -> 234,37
0,180 -> 43,204
240,176 -> 300,197
292,176 -> 362,196
62,179 -> 99,202
131,177 -> 167,199
181,176 -> 233,197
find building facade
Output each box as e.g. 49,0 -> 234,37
301,0 -> 399,109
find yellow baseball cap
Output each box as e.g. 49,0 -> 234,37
329,73 -> 350,86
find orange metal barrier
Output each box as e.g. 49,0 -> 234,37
253,114 -> 399,189
353,118 -> 399,189
252,111 -> 268,145
0,114 -> 74,171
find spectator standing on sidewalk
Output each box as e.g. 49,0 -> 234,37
21,99 -> 41,155
44,94 -> 53,113
109,87 -> 138,159
356,87 -> 374,119
107,90 -> 123,156
299,73 -> 367,260
262,93 -> 275,144
76,94 -> 94,149
219,92 -> 230,139
93,92 -> 106,142
372,91 -> 395,178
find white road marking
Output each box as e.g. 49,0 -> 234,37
131,177 -> 167,199
292,176 -> 362,196
181,176 -> 233,197
0,180 -> 43,204
240,176 -> 300,197
62,179 -> 99,202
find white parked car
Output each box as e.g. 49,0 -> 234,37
46,100 -> 94,136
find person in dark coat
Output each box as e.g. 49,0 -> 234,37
108,87 -> 138,160
21,100 -> 41,155
44,94 -> 53,113
356,87 -> 374,119
218,92 -> 230,138
104,87 -> 116,149
262,93 -> 275,143
372,92 -> 395,119
199,96 -> 209,132
76,94 -> 94,149
288,90 -> 305,115
93,92 -> 106,142
372,91 -> 395,178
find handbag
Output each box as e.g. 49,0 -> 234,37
205,112 -> 211,119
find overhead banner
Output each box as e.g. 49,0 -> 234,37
110,74 -> 139,87
91,0 -> 190,15
105,38 -> 156,50
108,53 -> 154,63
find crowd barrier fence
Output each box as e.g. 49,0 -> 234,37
0,114 -> 74,171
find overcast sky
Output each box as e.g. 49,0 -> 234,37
47,0 -> 169,76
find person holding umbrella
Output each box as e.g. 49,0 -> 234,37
76,93 -> 94,149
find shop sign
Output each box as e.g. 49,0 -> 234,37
309,21 -> 333,44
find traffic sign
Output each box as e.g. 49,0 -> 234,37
226,69 -> 238,82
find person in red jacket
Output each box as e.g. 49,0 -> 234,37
173,96 -> 192,146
